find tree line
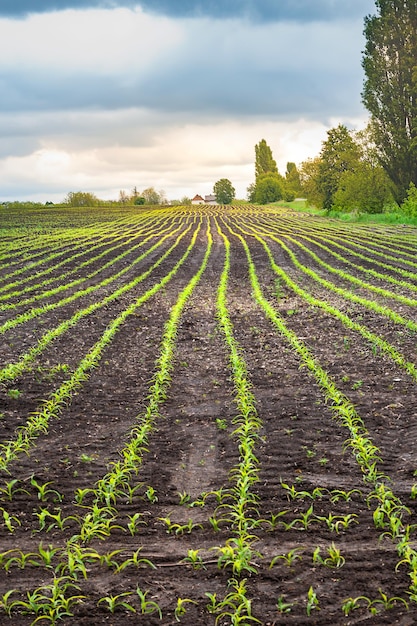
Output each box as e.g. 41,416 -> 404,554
250,1 -> 417,216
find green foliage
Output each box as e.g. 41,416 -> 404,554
362,0 -> 417,202
141,187 -> 165,205
65,191 -> 98,207
213,178 -> 235,204
333,160 -> 394,213
251,174 -> 283,204
285,162 -> 302,195
299,157 -> 324,208
134,196 -> 146,205
317,124 -> 361,211
255,139 -> 278,179
401,182 -> 417,216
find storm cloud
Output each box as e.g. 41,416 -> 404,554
2,0 -> 375,22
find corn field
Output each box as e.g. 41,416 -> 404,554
0,203 -> 417,624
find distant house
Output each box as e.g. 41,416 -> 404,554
191,194 -> 204,205
191,193 -> 218,205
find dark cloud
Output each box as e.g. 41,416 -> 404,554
1,0 -> 375,21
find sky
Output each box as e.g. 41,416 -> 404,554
0,0 -> 376,202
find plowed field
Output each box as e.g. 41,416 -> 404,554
0,204 -> 417,624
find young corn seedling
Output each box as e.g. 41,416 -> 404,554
30,476 -> 63,503
270,547 -> 303,568
97,592 -> 136,614
114,547 -> 156,572
126,512 -> 146,536
174,597 -> 197,622
0,478 -> 30,501
181,549 -> 206,570
276,594 -> 293,614
136,586 -> 162,619
306,586 -> 320,616
312,543 -> 345,568
1,509 -> 21,533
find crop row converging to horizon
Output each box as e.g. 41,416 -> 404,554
0,202 -> 416,624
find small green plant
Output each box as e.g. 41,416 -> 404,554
352,380 -> 363,390
97,592 -> 136,614
30,476 -> 63,502
174,597 -> 197,621
302,446 -> 316,458
181,549 -> 206,570
79,453 -> 96,463
145,486 -> 158,503
312,543 -> 345,568
136,586 -> 162,618
306,586 -> 320,616
276,594 -> 293,614
216,418 -> 228,430
177,491 -> 191,505
126,512 -> 146,536
6,389 -> 21,399
270,547 -> 303,568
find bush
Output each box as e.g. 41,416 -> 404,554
401,182 -> 417,216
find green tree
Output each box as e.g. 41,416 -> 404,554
401,181 -> 417,216
213,178 -> 235,204
252,174 -> 283,204
317,124 -> 361,211
285,162 -> 302,195
255,139 -> 278,179
333,161 -> 394,213
65,191 -> 98,207
141,187 -> 162,205
299,157 -> 324,207
362,0 -> 417,202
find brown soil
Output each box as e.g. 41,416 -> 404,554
0,207 -> 416,625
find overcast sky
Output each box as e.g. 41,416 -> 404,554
0,0 -> 376,202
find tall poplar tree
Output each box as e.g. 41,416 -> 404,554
362,0 -> 417,201
255,139 -> 278,179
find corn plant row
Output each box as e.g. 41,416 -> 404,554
279,213 -> 417,265
71,221 -> 213,543
0,213 -> 170,302
0,221 -> 214,625
196,220 -> 263,624
0,221 -> 203,474
228,223 -> 417,605
0,215 -> 135,283
0,219 -> 192,335
263,215 -> 417,287
247,221 -> 417,334
231,220 -> 417,386
254,217 -> 417,308
0,223 -> 194,386
0,217 -> 185,312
